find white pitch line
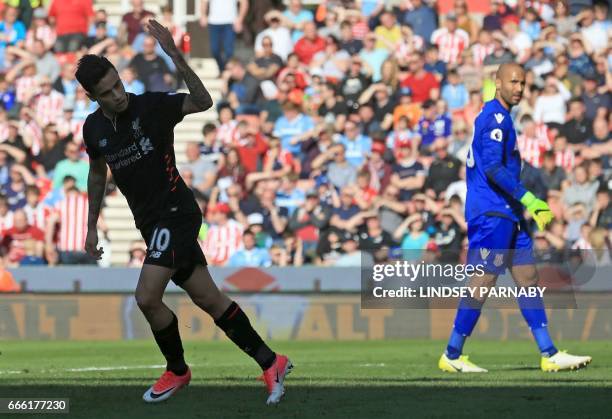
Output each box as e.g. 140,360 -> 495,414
65,364 -> 167,372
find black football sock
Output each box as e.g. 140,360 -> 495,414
215,301 -> 276,370
152,312 -> 188,376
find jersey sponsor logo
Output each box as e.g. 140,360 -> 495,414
490,128 -> 503,142
494,113 -> 505,124
480,248 -> 490,260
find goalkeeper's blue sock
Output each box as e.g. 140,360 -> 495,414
517,294 -> 558,357
445,297 -> 483,360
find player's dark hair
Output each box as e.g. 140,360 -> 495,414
75,54 -> 115,94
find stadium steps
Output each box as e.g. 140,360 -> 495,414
102,57 -> 221,265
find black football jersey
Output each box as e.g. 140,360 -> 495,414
83,92 -> 200,229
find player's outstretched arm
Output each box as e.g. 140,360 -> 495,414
85,156 -> 108,260
146,19 -> 213,115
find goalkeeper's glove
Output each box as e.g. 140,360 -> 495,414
520,191 -> 553,231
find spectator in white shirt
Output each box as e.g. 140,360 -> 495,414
533,76 -> 571,125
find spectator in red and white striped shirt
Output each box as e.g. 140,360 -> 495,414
25,8 -> 57,52
0,194 -> 14,232
471,29 -> 495,67
553,134 -> 576,172
31,75 -> 65,126
45,186 -> 96,265
23,185 -> 50,232
430,14 -> 469,65
517,115 -> 551,168
200,202 -> 244,266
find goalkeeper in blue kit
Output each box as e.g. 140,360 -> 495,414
439,63 -> 592,373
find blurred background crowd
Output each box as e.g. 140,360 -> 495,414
0,0 -> 610,269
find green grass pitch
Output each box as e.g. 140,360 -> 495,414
0,340 -> 610,419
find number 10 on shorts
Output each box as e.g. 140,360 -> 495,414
149,227 -> 170,259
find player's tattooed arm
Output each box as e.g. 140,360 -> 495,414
85,156 -> 108,259
87,156 -> 108,229
146,19 -> 213,114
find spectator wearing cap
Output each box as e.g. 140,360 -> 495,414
386,115 -> 419,157
358,213 -> 397,251
273,101 -> 314,157
0,7 -> 26,50
402,0 -> 437,43
332,231 -> 369,267
424,138 -> 460,199
338,119 -> 372,168
430,13 -> 469,65
400,53 -> 439,103
359,32 -> 388,82
367,141 -> 393,192
228,229 -> 270,267
243,212 -> 271,249
201,202 -> 244,266
200,0 -> 248,72
293,21 -> 325,65
255,10 -> 293,61
48,0 -> 94,53
391,142 -> 426,202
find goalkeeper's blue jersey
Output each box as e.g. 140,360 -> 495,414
465,98 -> 526,223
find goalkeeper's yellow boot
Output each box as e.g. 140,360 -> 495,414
541,350 -> 592,372
439,353 -> 488,373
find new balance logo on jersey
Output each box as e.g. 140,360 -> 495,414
99,138 -> 108,148
494,113 -> 504,124
140,137 -> 154,155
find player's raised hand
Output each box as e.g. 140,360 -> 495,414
146,19 -> 180,58
520,191 -> 554,231
85,228 -> 104,260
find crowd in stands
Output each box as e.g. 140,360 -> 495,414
0,0 -> 610,269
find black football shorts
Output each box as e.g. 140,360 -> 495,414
140,212 -> 208,286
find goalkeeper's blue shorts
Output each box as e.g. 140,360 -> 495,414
466,213 -> 535,275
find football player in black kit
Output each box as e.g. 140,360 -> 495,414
77,19 -> 292,404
